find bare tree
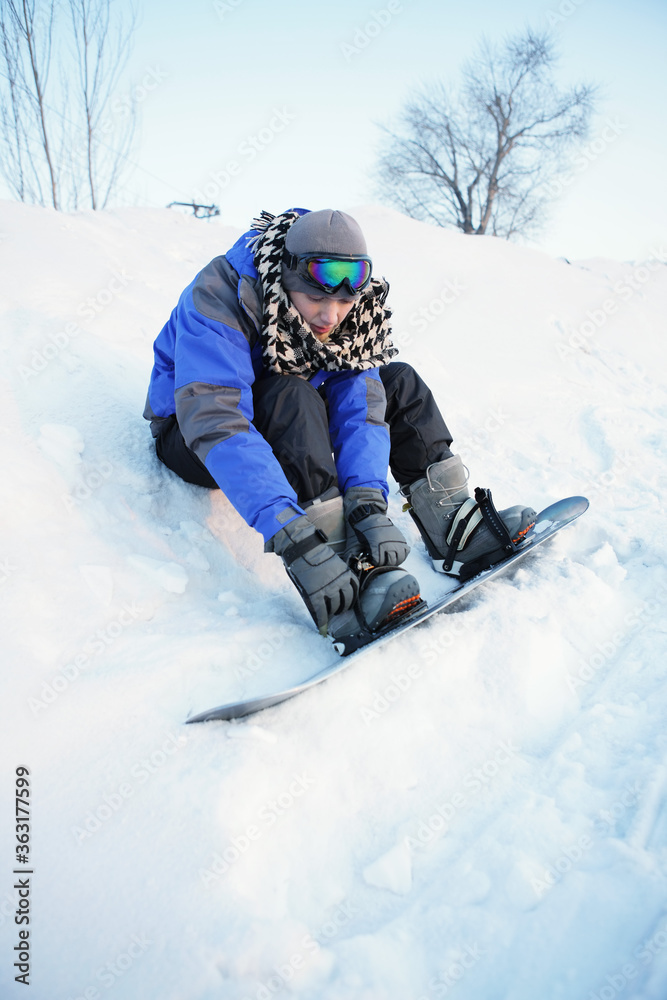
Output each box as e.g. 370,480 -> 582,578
67,0 -> 137,210
0,0 -> 137,211
0,0 -> 60,208
376,30 -> 597,239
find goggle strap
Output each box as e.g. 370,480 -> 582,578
283,250 -> 299,271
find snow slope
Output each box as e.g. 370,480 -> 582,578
1,201 -> 667,1000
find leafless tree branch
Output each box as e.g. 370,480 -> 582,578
0,0 -> 137,211
375,29 -> 597,239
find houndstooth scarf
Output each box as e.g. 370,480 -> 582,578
246,209 -> 398,377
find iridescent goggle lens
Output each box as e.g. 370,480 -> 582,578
306,257 -> 372,293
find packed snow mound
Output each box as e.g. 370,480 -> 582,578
2,201 -> 667,1000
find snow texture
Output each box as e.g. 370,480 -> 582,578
1,201 -> 667,1000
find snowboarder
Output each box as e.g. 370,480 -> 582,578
144,207 -> 536,641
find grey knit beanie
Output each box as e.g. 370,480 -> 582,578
282,209 -> 370,298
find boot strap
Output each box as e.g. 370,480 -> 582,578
442,489 -> 517,573
442,497 -> 484,571
474,487 -> 517,555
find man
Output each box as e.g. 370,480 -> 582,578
144,208 -> 535,641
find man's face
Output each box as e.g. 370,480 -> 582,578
288,290 -> 356,342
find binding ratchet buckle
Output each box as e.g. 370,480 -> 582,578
442,487 -> 521,575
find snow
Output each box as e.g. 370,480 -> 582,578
362,838 -> 413,896
1,200 -> 667,1000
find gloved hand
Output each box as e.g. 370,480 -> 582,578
269,515 -> 359,630
343,487 -> 410,567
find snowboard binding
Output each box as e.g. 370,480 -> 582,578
406,456 -> 537,582
435,487 -> 536,580
327,562 -> 425,655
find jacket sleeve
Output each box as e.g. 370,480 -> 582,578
320,368 -> 390,499
173,290 -> 304,543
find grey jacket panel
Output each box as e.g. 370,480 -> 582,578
365,375 -> 389,428
143,392 -> 167,438
192,256 -> 261,346
238,274 -> 264,330
175,382 -> 250,462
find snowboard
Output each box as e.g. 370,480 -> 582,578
187,495 -> 589,724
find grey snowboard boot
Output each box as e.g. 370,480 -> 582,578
405,455 -> 536,580
326,565 -> 422,650
303,491 -> 421,645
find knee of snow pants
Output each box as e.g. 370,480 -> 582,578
154,414 -> 218,488
252,374 -> 339,504
379,362 -> 454,487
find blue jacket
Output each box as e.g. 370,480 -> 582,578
144,212 -> 391,543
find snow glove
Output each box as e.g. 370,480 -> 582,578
269,514 -> 358,631
343,487 -> 410,567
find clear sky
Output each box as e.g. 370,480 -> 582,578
14,0 -> 667,261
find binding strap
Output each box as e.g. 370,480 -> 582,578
473,487 -> 517,556
441,488 -> 518,573
442,497 -> 484,572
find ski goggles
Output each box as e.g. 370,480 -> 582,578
283,251 -> 372,295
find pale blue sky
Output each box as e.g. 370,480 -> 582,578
20,0 -> 667,260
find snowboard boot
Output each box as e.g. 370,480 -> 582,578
304,489 -> 422,648
405,455 -> 537,581
326,565 -> 422,650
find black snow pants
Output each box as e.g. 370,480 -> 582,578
154,361 -> 453,507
